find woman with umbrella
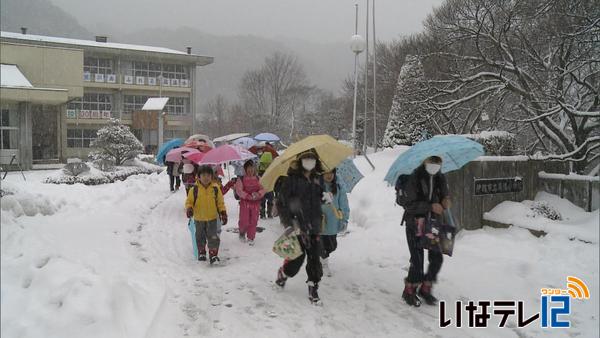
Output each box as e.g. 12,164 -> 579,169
274,150 -> 325,305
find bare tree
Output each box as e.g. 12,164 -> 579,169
422,0 -> 599,172
204,95 -> 229,137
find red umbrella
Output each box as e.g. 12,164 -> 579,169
183,151 -> 205,164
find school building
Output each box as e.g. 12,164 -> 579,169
0,29 -> 213,169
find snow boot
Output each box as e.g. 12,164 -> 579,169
402,283 -> 421,307
209,249 -> 220,265
198,251 -> 207,262
418,281 -> 438,305
239,232 -> 246,242
307,281 -> 321,305
248,239 -> 255,246
321,257 -> 332,277
275,266 -> 288,287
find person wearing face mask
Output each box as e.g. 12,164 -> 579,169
401,156 -> 451,307
274,150 -> 325,305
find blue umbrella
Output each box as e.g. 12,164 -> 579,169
156,138 -> 184,165
335,158 -> 364,193
232,137 -> 257,149
254,132 -> 280,142
384,135 -> 484,185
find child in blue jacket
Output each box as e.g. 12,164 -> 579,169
320,168 -> 350,276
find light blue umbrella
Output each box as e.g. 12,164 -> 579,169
232,137 -> 257,149
384,135 -> 484,185
335,158 -> 364,193
156,138 -> 184,165
254,132 -> 280,142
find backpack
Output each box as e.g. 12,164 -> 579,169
233,176 -> 243,200
394,174 -> 411,207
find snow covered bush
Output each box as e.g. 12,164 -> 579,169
89,119 -> 143,165
91,159 -> 115,172
381,55 -> 432,147
466,131 -> 518,156
44,165 -> 161,185
63,161 -> 90,176
529,201 -> 562,221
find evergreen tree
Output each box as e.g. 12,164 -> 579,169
89,119 -> 143,165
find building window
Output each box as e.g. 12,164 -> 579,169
163,129 -> 188,141
67,128 -> 97,148
164,97 -> 188,115
123,95 -> 189,115
84,57 -> 113,75
128,61 -> 188,80
123,95 -> 149,113
68,93 -> 112,112
0,108 -> 19,150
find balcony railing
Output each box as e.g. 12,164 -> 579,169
83,73 -> 191,88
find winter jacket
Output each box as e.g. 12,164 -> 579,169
166,161 -> 174,175
185,181 -> 226,222
172,162 -> 182,176
234,175 -> 266,204
276,167 -> 323,235
403,165 -> 449,220
258,152 -> 273,175
320,182 -> 350,235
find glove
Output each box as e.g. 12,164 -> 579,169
186,208 -> 193,218
220,211 -> 228,225
322,192 -> 334,204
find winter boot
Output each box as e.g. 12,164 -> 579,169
198,251 -> 207,262
321,257 -> 332,277
239,232 -> 246,243
209,249 -> 220,265
247,239 -> 255,246
402,282 -> 421,307
418,281 -> 438,305
275,266 -> 288,287
307,281 -> 321,305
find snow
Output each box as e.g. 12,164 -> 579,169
1,147 -> 598,337
483,191 -> 599,243
462,131 -> 513,140
475,155 -> 530,162
141,98 -> 169,111
1,31 -> 200,57
0,64 -> 33,88
539,171 -> 600,182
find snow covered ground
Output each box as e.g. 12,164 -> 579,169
1,148 -> 598,338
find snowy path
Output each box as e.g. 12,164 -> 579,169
2,150 -> 598,337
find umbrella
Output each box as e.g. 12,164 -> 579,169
213,133 -> 250,143
232,137 -> 257,149
165,147 -> 201,163
199,144 -> 257,165
186,134 -> 215,148
249,143 -> 279,158
260,135 -> 353,191
335,158 -> 364,193
184,140 -> 213,152
384,135 -> 484,185
254,132 -> 280,142
183,151 -> 205,164
156,138 -> 184,165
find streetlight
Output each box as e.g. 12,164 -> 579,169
350,5 -> 365,156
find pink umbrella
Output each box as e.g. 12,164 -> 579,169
165,147 -> 201,162
183,151 -> 205,164
199,144 -> 257,165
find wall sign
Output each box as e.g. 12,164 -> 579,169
474,177 -> 523,195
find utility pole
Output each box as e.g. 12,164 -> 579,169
363,0 -> 370,155
372,0 -> 378,152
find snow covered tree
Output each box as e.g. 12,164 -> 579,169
89,118 -> 143,166
381,55 -> 432,147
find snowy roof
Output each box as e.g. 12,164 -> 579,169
0,64 -> 33,88
142,97 -> 169,111
0,31 -> 213,64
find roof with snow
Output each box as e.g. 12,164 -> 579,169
142,97 -> 169,111
0,31 -> 213,66
1,64 -> 33,88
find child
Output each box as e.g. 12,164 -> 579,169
185,165 -> 228,265
182,162 -> 196,194
320,168 -> 350,277
234,160 -> 265,246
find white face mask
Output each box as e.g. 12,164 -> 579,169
302,158 -> 316,171
425,163 -> 441,175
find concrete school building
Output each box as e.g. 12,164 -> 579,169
0,29 -> 213,170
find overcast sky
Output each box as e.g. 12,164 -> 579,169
49,0 -> 443,43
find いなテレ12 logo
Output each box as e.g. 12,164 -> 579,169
540,276 -> 590,328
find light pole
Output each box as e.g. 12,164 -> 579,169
363,0 -> 369,155
350,4 -> 365,157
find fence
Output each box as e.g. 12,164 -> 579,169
444,157 -> 571,230
538,172 -> 599,212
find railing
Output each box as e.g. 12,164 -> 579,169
82,73 -> 191,88
538,171 -> 599,212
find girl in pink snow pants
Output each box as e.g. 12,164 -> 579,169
235,160 -> 266,245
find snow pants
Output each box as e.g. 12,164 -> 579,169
405,218 -> 443,284
320,235 -> 338,259
283,234 -> 323,284
195,219 -> 220,256
238,200 -> 260,240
